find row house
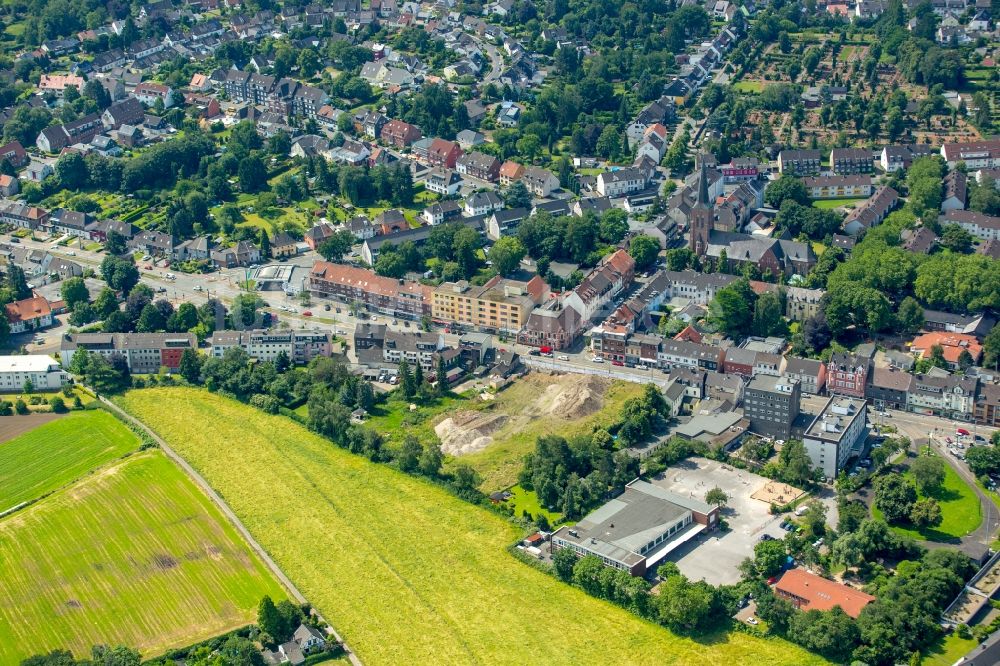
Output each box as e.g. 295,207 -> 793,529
596,167 -> 648,198
60,332 -> 196,373
626,95 -> 676,147
843,186 -> 900,236
974,383 -> 1000,427
783,356 -> 827,395
801,175 -> 873,200
942,170 -> 968,211
36,112 -> 103,153
518,299 -> 584,350
830,148 -> 873,174
944,209 -> 1000,241
521,166 -> 559,198
777,149 -> 822,175
564,249 -> 636,323
380,119 -> 421,148
427,138 -> 462,169
907,373 -> 978,421
308,261 -> 431,319
456,151 -> 501,182
941,139 -> 1000,169
826,351 -> 871,399
499,160 -> 525,186
0,200 -> 49,230
208,329 -> 332,364
658,338 -> 725,371
866,367 -> 913,411
132,82 -> 175,108
880,143 -> 935,172
721,157 -> 760,184
422,200 -> 463,226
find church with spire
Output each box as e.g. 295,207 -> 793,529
682,157 -> 816,278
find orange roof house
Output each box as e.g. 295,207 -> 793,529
910,332 -> 983,367
774,569 -> 875,618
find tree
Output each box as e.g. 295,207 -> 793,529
99,256 -> 139,294
873,473 -> 917,522
238,156 -> 268,193
967,445 -> 1000,477
765,175 -> 810,208
940,224 -> 973,253
60,277 -> 89,310
398,435 -> 422,473
399,360 -> 415,399
654,574 -> 719,633
56,152 -> 88,190
504,180 -> 531,209
179,348 -> 203,384
489,236 -> 526,277
317,230 -> 356,262
778,439 -> 813,486
105,230 -> 127,255
896,296 -> 925,334
6,264 -> 31,300
94,288 -> 119,319
418,442 -> 443,477
753,539 -> 787,577
752,291 -> 786,337
911,456 -> 945,495
629,235 -> 659,271
910,498 -> 943,528
705,487 -> 728,507
49,395 -> 67,413
436,355 -> 448,395
802,501 -> 828,537
257,596 -> 284,641
90,645 -> 142,666
553,546 -> 578,581
709,278 -> 755,339
599,209 -> 629,244
135,302 -> 165,332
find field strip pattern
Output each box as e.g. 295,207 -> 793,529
0,410 -> 137,513
0,450 -> 285,663
121,387 -> 827,666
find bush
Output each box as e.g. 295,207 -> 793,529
15,399 -> 28,415
49,396 -> 67,413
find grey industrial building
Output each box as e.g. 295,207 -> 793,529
550,479 -> 719,577
743,375 -> 801,440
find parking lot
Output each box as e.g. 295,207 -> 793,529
649,457 -> 837,585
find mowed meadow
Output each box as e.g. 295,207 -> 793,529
0,413 -> 285,663
121,387 -> 827,666
0,410 -> 137,512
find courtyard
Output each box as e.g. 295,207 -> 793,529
649,457 -> 837,585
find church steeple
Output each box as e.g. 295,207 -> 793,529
689,161 -> 713,255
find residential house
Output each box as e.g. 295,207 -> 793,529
60,332 -> 197,373
0,141 -> 27,168
843,186 -> 899,236
303,223 -> 336,251
830,148 -> 873,174
455,151 -> 500,182
426,139 -> 462,168
132,82 -> 175,108
423,200 -> 463,225
941,140 -> 1000,169
464,191 -> 503,217
425,168 -> 462,196
487,207 -> 528,240
910,331 -> 982,369
564,249 -> 636,323
777,149 -> 822,175
101,97 -> 145,130
801,175 -> 873,200
880,143 -> 935,172
499,161 -> 524,186
521,166 -> 559,198
942,209 -> 1000,241
826,352 -> 871,399
380,119 -> 421,147
907,373 -> 977,421
0,175 -> 18,197
5,296 -> 53,334
783,356 -> 827,395
432,274 -> 547,333
942,170 -> 968,211
36,112 -> 103,153
596,167 -> 647,198
270,232 -> 298,258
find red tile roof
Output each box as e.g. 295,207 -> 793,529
775,569 -> 875,618
910,332 -> 983,365
5,296 -> 51,325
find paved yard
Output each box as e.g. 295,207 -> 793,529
649,457 -> 837,585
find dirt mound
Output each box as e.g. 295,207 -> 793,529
435,411 -> 509,456
530,375 -> 607,420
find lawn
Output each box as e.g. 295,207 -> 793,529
874,456 -> 981,542
920,631 -> 978,665
120,388 -> 825,666
0,449 -> 285,663
733,80 -> 765,93
0,410 -> 138,513
504,484 -> 564,525
812,198 -> 866,210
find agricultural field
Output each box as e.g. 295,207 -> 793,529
0,410 -> 137,512
0,448 -> 285,663
120,388 -> 825,666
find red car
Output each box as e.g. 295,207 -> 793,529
611,360 -> 624,366
957,428 -> 971,436
302,311 -> 313,317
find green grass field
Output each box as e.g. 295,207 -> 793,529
0,449 -> 285,662
0,410 -> 138,513
733,80 -> 765,93
120,388 -> 825,666
874,457 -> 981,542
812,198 -> 866,210
920,631 -> 978,665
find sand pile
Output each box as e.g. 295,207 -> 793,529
532,375 -> 606,420
434,411 -> 509,456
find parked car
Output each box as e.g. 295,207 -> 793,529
611,360 -> 624,366
745,617 -> 759,626
557,355 -> 569,361
529,349 -> 541,356
591,357 -> 604,363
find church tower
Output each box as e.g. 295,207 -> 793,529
688,161 -> 713,256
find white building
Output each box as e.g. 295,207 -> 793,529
802,395 -> 867,479
596,167 -> 647,198
0,355 -> 69,390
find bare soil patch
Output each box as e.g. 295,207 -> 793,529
0,413 -> 63,443
435,411 -> 509,455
